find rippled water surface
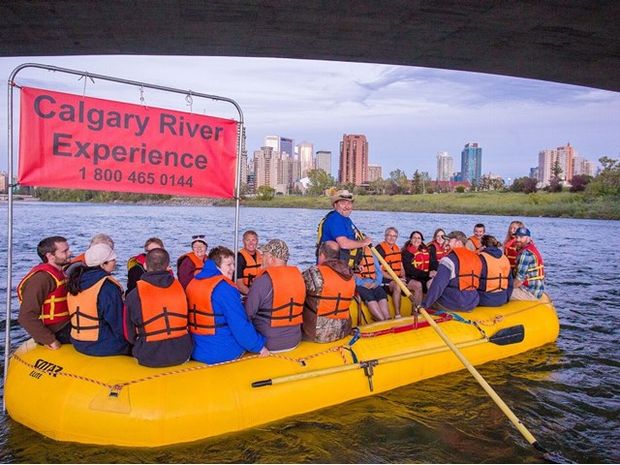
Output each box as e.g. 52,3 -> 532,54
1,202 -> 619,463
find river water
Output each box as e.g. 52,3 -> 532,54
0,202 -> 619,463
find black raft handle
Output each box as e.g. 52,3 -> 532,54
251,379 -> 273,388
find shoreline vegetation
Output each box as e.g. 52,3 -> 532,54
15,189 -> 620,220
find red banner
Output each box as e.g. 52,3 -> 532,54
18,86 -> 238,198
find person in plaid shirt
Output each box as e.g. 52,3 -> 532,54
510,228 -> 546,300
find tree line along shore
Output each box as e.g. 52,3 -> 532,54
17,189 -> 620,220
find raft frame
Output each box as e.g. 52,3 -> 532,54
3,63 -> 245,411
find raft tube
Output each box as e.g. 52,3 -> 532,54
5,298 -> 559,447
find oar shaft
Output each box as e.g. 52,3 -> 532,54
370,246 -> 539,446
254,338 -> 486,387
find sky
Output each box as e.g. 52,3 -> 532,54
1,55 -> 619,180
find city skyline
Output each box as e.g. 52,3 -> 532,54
0,55 -> 618,180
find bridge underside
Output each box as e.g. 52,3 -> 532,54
1,1 -> 618,91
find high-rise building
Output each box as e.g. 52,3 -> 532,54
280,137 -> 294,157
572,156 -> 596,177
0,171 -> 8,194
315,150 -> 332,175
538,143 -> 578,186
460,143 -> 482,184
436,151 -> 454,181
339,134 -> 368,186
254,146 -> 278,189
537,149 -> 554,186
367,164 -> 382,182
297,142 -> 314,178
239,150 -> 248,187
265,135 -> 294,157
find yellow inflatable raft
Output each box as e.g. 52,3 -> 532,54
5,298 -> 559,447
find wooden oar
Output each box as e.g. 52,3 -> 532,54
371,246 -> 569,463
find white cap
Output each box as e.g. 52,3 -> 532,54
85,243 -> 117,267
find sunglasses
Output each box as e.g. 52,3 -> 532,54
192,234 -> 205,239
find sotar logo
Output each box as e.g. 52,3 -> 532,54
34,358 -> 64,377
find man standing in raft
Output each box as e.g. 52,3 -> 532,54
302,241 -> 355,343
510,227 -> 546,301
316,189 -> 372,268
421,230 -> 481,312
236,230 -> 262,296
245,239 -> 306,352
125,248 -> 193,367
17,236 -> 72,349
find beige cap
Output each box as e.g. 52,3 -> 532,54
85,243 -> 117,267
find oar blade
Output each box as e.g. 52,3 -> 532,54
489,325 -> 525,345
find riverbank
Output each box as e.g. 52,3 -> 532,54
12,191 -> 619,220
213,192 -> 619,220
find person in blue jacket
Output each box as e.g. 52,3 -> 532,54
66,243 -> 131,356
186,246 -> 269,364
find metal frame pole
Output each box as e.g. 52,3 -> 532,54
3,72 -> 16,413
2,62 -> 245,413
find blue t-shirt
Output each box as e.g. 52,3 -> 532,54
320,210 -> 355,243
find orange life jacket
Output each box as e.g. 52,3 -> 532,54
449,248 -> 482,291
186,275 -> 232,336
504,238 -> 519,269
17,263 -> 70,326
479,252 -> 511,292
306,265 -> 355,319
239,249 -> 263,288
258,266 -> 306,328
517,242 -> 545,286
176,252 -> 205,276
69,253 -> 86,265
412,247 -> 430,272
377,241 -> 403,277
430,240 -> 449,261
468,235 -> 482,250
67,276 -> 123,342
355,246 -> 376,280
136,279 -> 189,342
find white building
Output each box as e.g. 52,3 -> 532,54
436,151 -> 454,181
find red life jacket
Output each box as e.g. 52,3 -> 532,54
449,248 -> 482,291
377,241 -> 404,277
355,246 -> 376,280
479,252 -> 511,292
176,252 -> 205,276
239,249 -> 263,288
67,276 -> 123,342
127,253 -> 146,273
517,242 -> 545,286
430,240 -> 449,261
412,247 -> 430,272
258,266 -> 306,328
306,265 -> 355,319
504,238 -> 519,269
136,279 -> 189,342
186,275 -> 233,336
17,263 -> 70,326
